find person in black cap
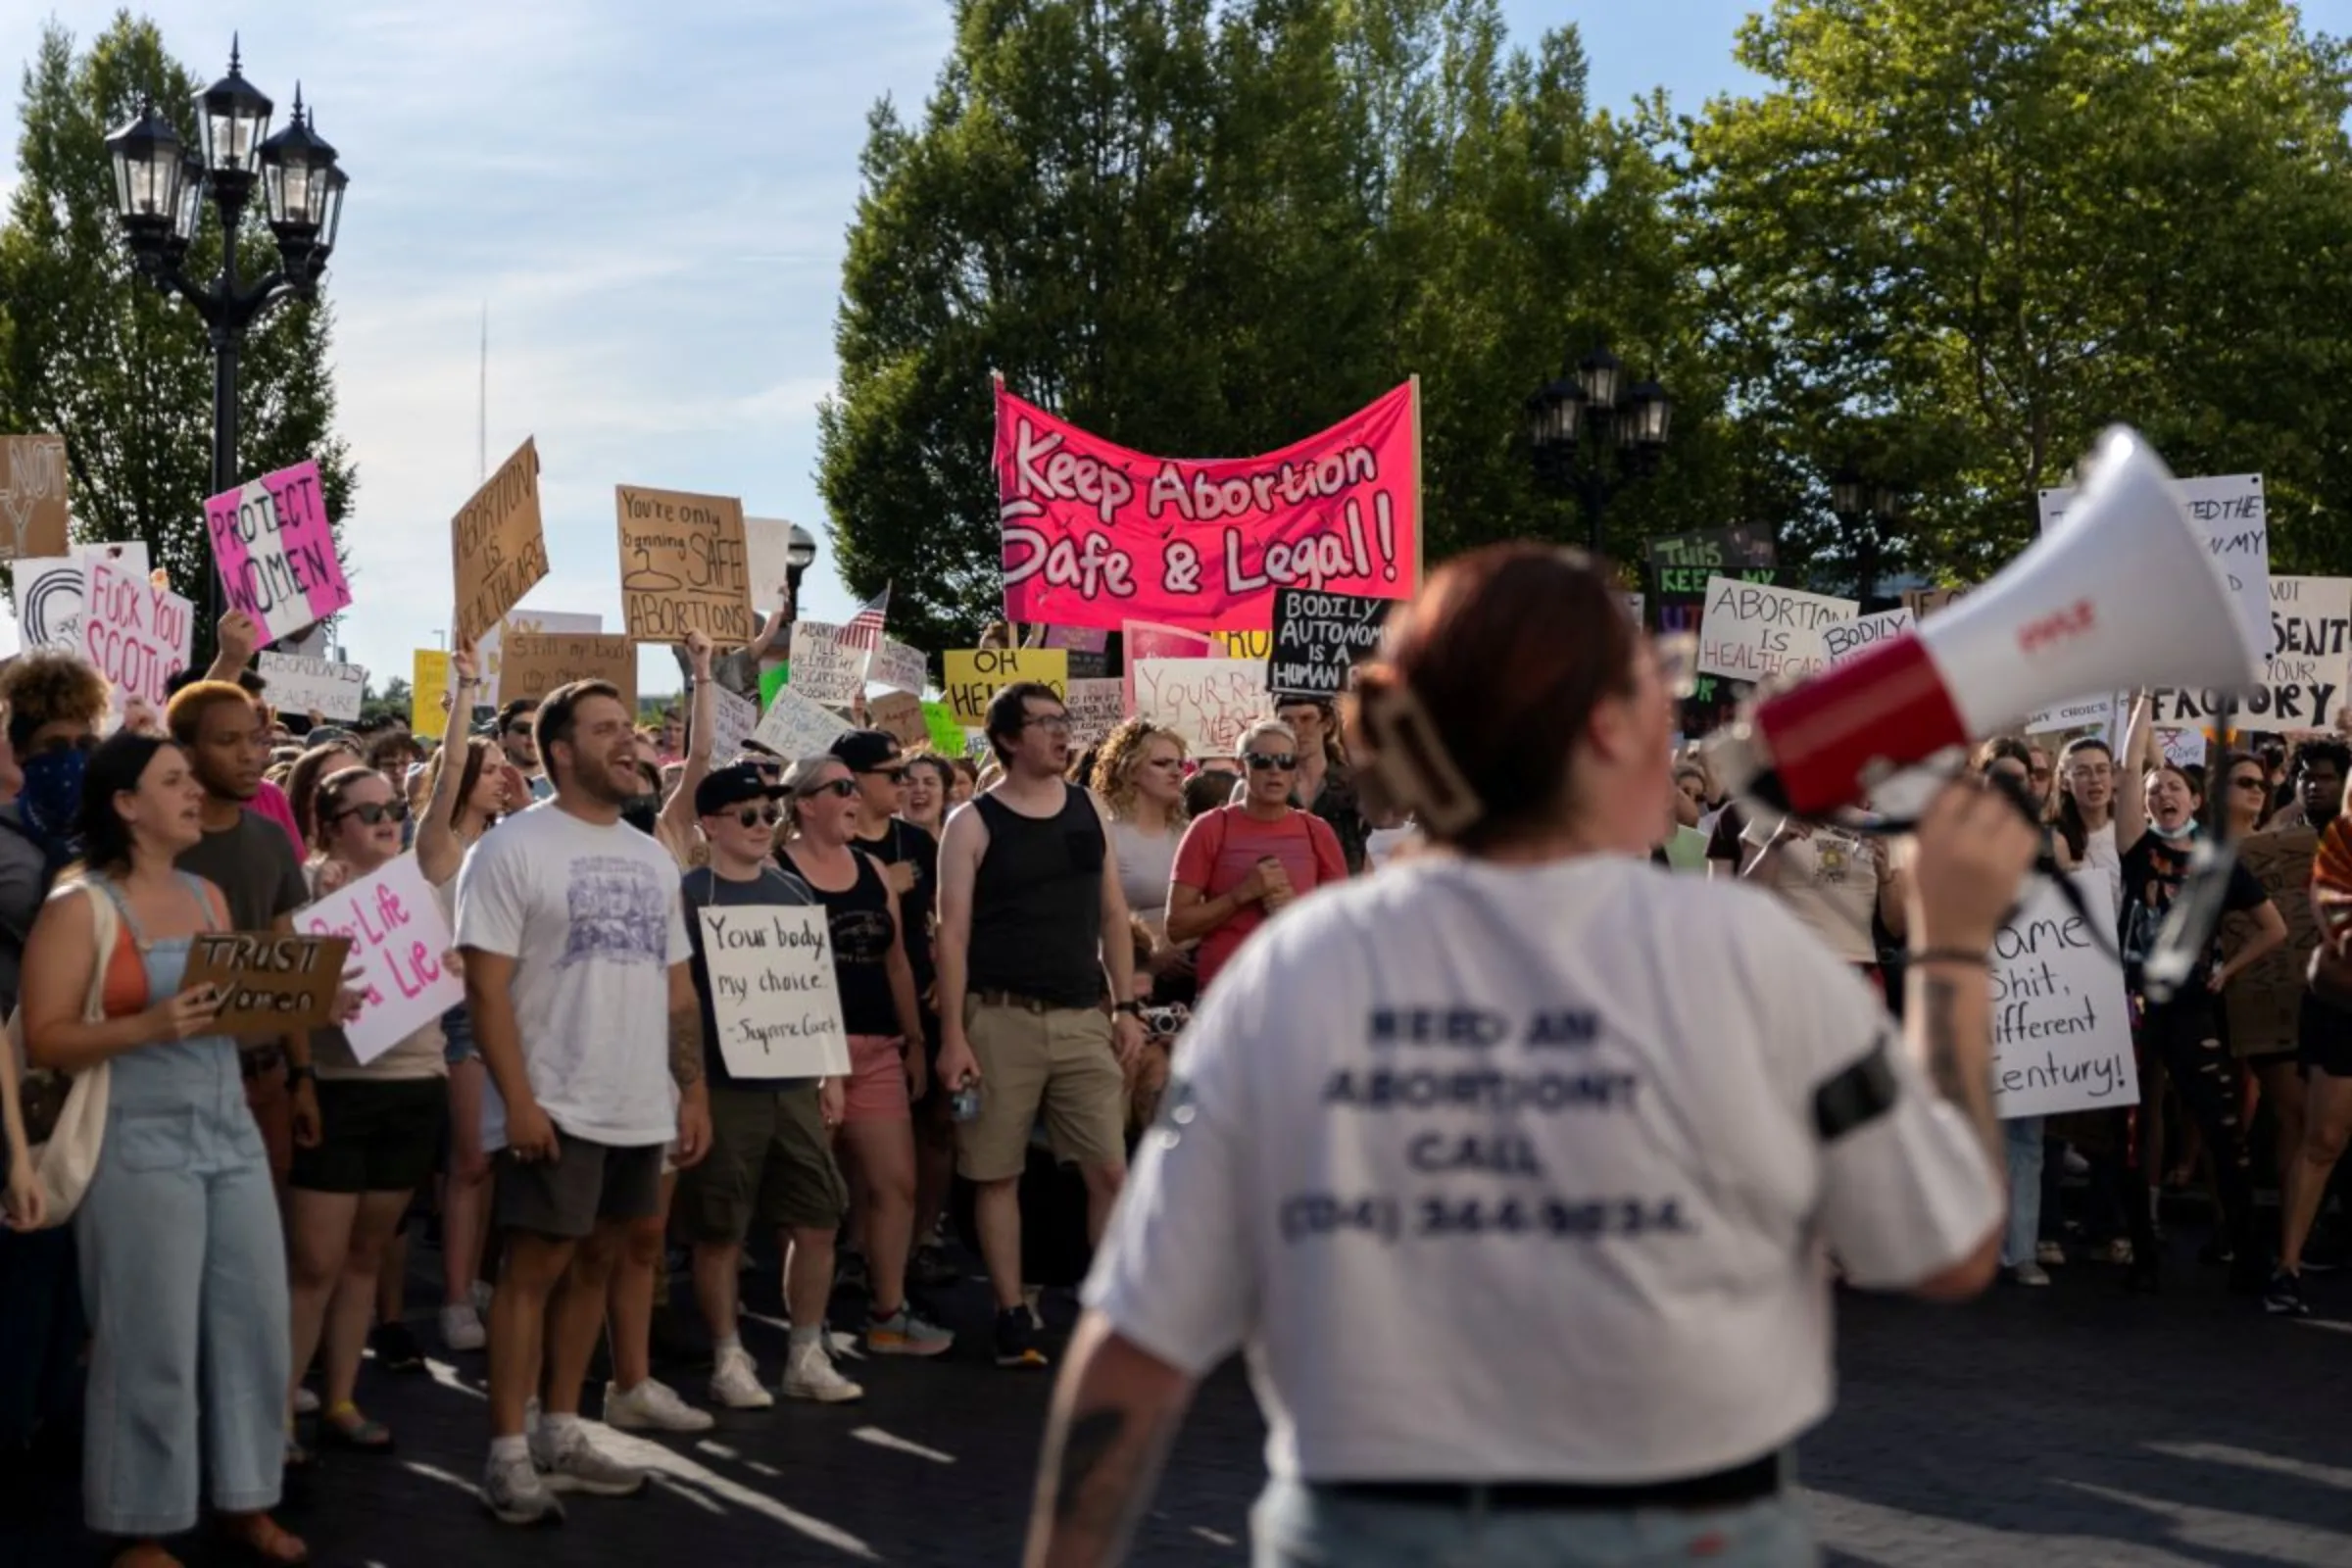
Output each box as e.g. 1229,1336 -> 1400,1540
675,763 -> 861,1406
827,730 -> 954,1276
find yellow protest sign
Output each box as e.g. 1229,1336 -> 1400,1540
1212,628 -> 1273,661
412,649 -> 452,739
941,648 -> 1068,725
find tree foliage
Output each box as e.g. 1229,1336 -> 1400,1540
0,14 -> 356,662
819,0 -> 1703,651
1687,0 -> 2352,584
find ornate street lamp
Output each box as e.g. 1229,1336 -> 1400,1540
1527,344 -> 1673,554
104,38 -> 348,618
1829,463 -> 1908,603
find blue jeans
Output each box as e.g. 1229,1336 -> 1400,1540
2002,1116 -> 2045,1267
1250,1477 -> 1815,1567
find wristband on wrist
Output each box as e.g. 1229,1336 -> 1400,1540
1909,948 -> 1989,968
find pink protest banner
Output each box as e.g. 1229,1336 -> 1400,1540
203,460 -> 350,646
996,381 -> 1420,633
81,556 -> 192,710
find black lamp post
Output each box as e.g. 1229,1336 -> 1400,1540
1829,466 -> 1908,604
103,38 -> 347,618
1527,345 -> 1672,555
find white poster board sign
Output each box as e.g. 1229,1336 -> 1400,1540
706,686 -> 759,763
787,620 -> 864,707
258,653 -> 368,721
752,684 -> 851,760
1991,872 -> 2139,1120
2154,574 -> 2352,732
1694,576 -> 1857,682
297,857 -> 465,1066
1064,677 -> 1127,749
81,556 -> 192,710
1133,658 -> 1267,756
12,555 -> 82,651
2025,692 -> 2120,740
699,905 -> 852,1079
869,638 -> 928,696
1823,607 -> 1914,665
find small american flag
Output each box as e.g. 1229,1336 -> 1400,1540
840,586 -> 891,654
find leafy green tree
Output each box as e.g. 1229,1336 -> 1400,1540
1686,0 -> 2352,584
0,14 -> 357,664
819,0 -> 1709,651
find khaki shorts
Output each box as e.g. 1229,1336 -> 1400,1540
956,997 -> 1126,1183
676,1083 -> 849,1244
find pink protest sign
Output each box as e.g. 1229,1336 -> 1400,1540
298,856 -> 462,1065
204,460 -> 350,646
996,382 -> 1419,633
81,556 -> 193,709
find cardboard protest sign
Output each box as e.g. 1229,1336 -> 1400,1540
921,701 -> 964,756
412,650 -> 452,741
699,906 -> 852,1079
0,434 -> 69,561
1134,658 -> 1267,756
80,555 -> 191,710
204,461 -> 350,645
615,485 -> 755,644
870,691 -> 929,750
1268,587 -> 1390,699
997,381 -> 1418,633
1064,678 -> 1127,748
2221,826 -> 2320,1057
12,556 -> 81,652
2151,574 -> 2352,731
1645,528 -> 1776,597
869,638 -> 928,696
1901,586 -> 1969,619
257,654 -> 367,721
1822,607 -> 1915,665
741,515 -> 803,607
482,610 -> 603,707
1990,873 -> 2139,1119
2038,472 -> 2269,665
452,438 -> 548,648
751,685 -> 850,760
942,648 -> 1068,726
498,632 -> 637,710
182,931 -> 355,1037
787,621 -> 865,707
707,686 -> 759,763
1695,576 -> 1857,682
298,858 -> 463,1065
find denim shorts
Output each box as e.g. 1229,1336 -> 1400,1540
441,1004 -> 477,1067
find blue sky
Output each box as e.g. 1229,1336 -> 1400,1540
0,1 -> 2331,694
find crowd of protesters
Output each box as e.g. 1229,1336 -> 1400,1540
4,591 -> 2352,1565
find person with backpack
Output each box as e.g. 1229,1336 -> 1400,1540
1166,718 -> 1348,995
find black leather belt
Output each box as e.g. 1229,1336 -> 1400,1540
971,990 -> 1088,1014
1321,1452 -> 1783,1513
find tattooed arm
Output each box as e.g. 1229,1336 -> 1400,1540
1025,1314 -> 1196,1568
667,961 -> 711,1168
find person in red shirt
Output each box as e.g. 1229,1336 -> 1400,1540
1167,719 -> 1347,993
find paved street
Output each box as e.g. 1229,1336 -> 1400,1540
12,1229 -> 2352,1567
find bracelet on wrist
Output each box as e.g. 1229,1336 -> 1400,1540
1909,947 -> 1990,968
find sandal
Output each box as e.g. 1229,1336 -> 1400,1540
218,1512 -> 309,1567
319,1400 -> 394,1453
281,1432 -> 313,1471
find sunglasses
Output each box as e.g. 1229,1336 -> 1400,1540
862,765 -> 906,783
2231,774 -> 2267,792
1245,751 -> 1298,771
800,778 -> 859,800
734,806 -> 783,828
336,800 -> 411,826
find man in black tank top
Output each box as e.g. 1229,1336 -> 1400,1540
936,681 -> 1147,1369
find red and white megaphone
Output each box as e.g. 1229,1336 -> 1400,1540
1710,426 -> 2262,817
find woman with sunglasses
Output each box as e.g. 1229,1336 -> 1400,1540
1166,718 -> 1347,996
282,766 -> 448,1455
778,756 -> 952,1356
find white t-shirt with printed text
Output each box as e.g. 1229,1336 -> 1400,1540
1084,854 -> 1999,1484
455,801 -> 691,1149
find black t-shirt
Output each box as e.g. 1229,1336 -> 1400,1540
854,817 -> 938,992
2119,830 -> 2269,998
682,863 -> 817,1089
1705,804 -> 1749,868
782,847 -> 901,1036
176,808 -> 308,932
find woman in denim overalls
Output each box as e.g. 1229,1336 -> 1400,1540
22,733 -> 304,1568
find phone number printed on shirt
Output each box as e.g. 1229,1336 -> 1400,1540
1279,1191 -> 1690,1246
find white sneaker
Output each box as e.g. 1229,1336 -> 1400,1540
481,1447 -> 564,1526
292,1386 -> 320,1416
530,1421 -> 649,1495
440,1301 -> 487,1352
2007,1261 -> 2052,1287
781,1342 -> 864,1403
603,1377 -> 714,1433
710,1348 -> 774,1410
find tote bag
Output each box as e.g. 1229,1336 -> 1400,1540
6,881 -> 121,1228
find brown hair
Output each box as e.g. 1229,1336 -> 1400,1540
422,734 -> 500,827
0,651 -> 110,754
1091,719 -> 1189,820
1344,544 -> 1639,851
286,741 -> 364,845
311,764 -> 388,853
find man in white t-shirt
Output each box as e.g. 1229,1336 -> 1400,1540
458,678 -> 711,1526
